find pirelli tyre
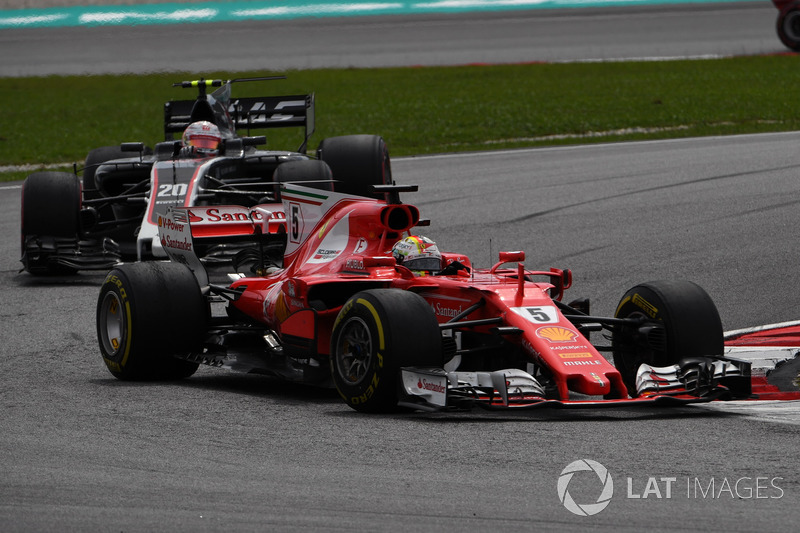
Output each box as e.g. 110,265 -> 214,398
83,146 -> 127,199
273,159 -> 334,200
777,5 -> 800,51
611,280 -> 723,397
331,289 -> 442,413
97,262 -> 207,380
83,145 -> 153,199
20,171 -> 81,275
317,135 -> 392,199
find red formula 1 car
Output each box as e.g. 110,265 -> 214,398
96,182 -> 754,413
773,0 -> 800,51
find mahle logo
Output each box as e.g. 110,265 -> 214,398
557,459 -> 614,516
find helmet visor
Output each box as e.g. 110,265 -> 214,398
403,257 -> 442,271
187,134 -> 220,151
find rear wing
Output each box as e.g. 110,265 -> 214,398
164,93 -> 316,152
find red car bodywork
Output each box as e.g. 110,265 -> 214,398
224,189 -> 626,401
152,183 -> 762,411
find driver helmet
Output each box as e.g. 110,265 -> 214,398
182,120 -> 221,155
392,235 -> 442,272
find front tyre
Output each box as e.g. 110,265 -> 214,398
331,289 -> 441,413
778,6 -> 800,51
20,171 -> 81,275
97,262 -> 207,380
611,280 -> 723,396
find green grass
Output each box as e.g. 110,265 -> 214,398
3,54 -> 800,182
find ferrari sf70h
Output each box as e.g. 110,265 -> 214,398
95,181 -> 754,413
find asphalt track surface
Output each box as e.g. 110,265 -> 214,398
0,2 -> 784,76
3,3 -> 800,532
4,132 -> 800,531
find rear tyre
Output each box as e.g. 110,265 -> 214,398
83,146 -> 127,198
331,289 -> 441,413
273,159 -> 334,200
97,262 -> 206,380
20,171 -> 81,275
317,135 -> 392,199
778,6 -> 800,51
611,280 -> 723,397
83,145 -> 152,199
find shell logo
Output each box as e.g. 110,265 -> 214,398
536,326 -> 578,342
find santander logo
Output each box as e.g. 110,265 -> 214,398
418,379 -> 446,394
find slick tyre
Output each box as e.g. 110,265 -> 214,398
97,262 -> 207,380
317,135 -> 392,199
611,280 -> 723,397
331,289 -> 441,413
83,145 -> 152,199
20,171 -> 81,275
777,6 -> 800,51
22,171 -> 81,239
83,145 -> 127,198
273,159 -> 334,200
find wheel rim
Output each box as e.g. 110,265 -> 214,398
334,317 -> 373,385
99,292 -> 125,356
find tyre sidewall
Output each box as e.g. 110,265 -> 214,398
97,271 -> 136,378
331,293 -> 397,411
330,289 -> 440,412
97,262 -> 206,380
22,172 -> 81,239
317,135 -> 392,199
21,172 -> 82,274
83,145 -> 127,196
613,280 -> 723,394
778,7 -> 800,51
273,159 -> 334,200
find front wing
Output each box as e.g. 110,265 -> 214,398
398,356 -> 753,412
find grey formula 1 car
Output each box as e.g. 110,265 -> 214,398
20,76 -> 390,274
